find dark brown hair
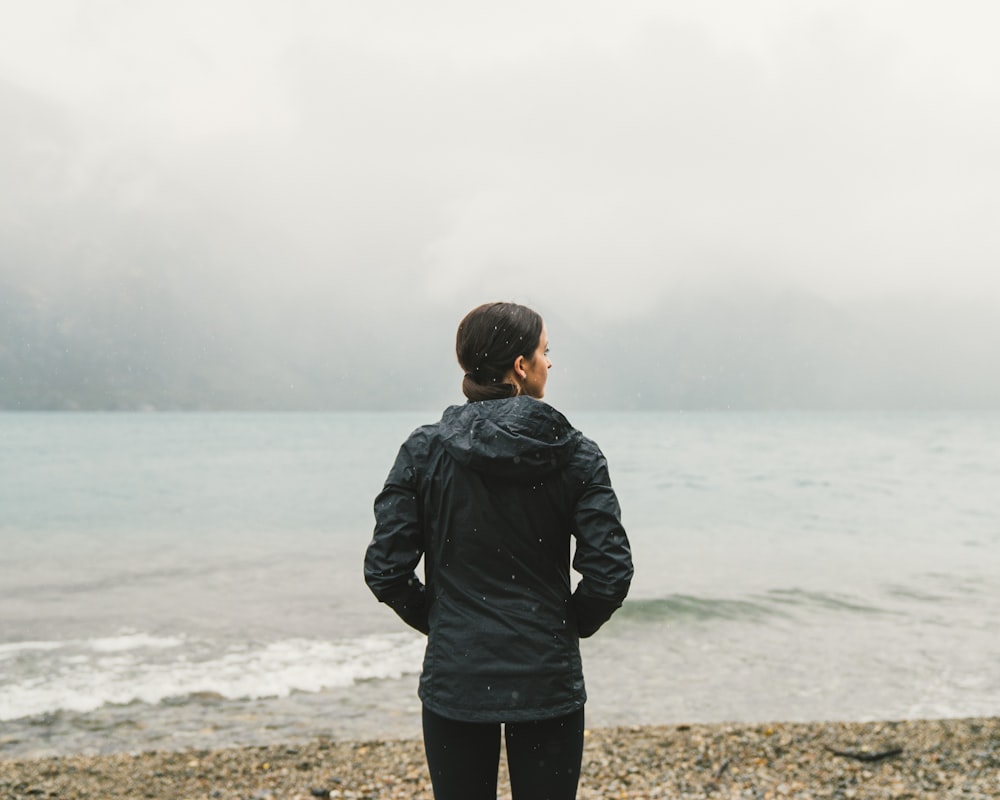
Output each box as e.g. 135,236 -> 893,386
456,302 -> 544,402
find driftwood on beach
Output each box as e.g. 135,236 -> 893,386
824,745 -> 904,762
0,717 -> 997,800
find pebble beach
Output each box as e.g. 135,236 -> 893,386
1,717 -> 996,800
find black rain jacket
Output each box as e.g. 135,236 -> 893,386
364,396 -> 633,722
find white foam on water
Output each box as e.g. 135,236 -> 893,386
0,632 -> 424,721
0,640 -> 64,658
87,632 -> 186,652
0,633 -> 185,660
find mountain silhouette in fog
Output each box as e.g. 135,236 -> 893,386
3,274 -> 997,411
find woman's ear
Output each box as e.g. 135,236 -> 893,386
512,355 -> 528,380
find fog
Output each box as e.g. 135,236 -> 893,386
2,1 -> 998,410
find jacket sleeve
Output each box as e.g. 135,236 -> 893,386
570,445 -> 633,638
364,438 -> 430,635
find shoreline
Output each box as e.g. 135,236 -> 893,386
1,717 -> 996,799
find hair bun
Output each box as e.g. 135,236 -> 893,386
456,302 -> 543,403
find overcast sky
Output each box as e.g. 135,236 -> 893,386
1,1 -> 998,408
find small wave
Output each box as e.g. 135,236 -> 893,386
618,588 -> 898,625
883,584 -> 948,603
0,633 -> 424,721
0,640 -> 64,658
618,594 -> 781,623
0,632 -> 184,660
0,559 -> 265,601
762,588 -> 890,615
89,633 -> 186,652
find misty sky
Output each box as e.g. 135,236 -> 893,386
2,1 -> 999,409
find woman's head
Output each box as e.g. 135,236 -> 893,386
456,302 -> 551,402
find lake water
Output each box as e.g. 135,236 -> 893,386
1,411 -> 998,757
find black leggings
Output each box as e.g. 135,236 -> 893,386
422,705 -> 585,800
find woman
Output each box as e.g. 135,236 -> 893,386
364,301 -> 633,800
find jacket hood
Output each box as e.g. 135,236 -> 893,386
438,396 -> 582,479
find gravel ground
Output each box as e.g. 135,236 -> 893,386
1,717 -> 997,799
